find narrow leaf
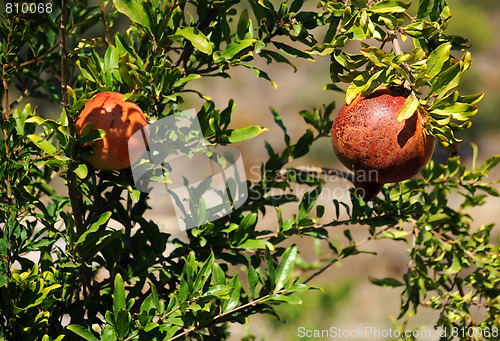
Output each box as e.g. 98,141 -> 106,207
66,325 -> 99,341
228,126 -> 268,143
369,277 -> 404,288
425,43 -> 452,79
27,134 -> 58,155
275,245 -> 297,291
429,62 -> 461,97
75,164 -> 88,179
265,246 -> 276,288
397,93 -> 420,122
236,239 -> 274,250
223,277 -> 242,312
175,27 -> 212,55
113,0 -> 151,30
113,273 -> 126,317
76,211 -> 112,245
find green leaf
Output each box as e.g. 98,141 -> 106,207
237,8 -> 251,40
265,246 -> 276,288
292,129 -> 314,158
217,39 -> 256,61
223,277 -> 242,313
369,277 -> 404,288
75,164 -> 88,179
240,63 -> 277,88
76,56 -> 99,83
27,134 -> 58,155
425,43 -> 452,79
205,285 -> 233,298
130,189 -> 141,203
236,239 -> 274,250
151,283 -> 161,311
445,255 -> 462,274
345,70 -> 384,105
261,50 -> 298,72
457,92 -> 484,105
479,155 -> 500,175
213,263 -> 226,285
403,19 -> 439,38
298,187 -> 321,222
113,273 -> 126,317
228,126 -> 268,143
240,212 -> 258,231
428,62 -> 461,97
113,0 -> 151,30
273,42 -> 314,61
13,103 -> 31,135
369,0 -> 410,13
397,93 -> 419,122
261,293 -> 302,304
381,230 -> 410,239
66,325 -> 99,341
275,245 -> 297,291
76,211 -> 112,245
173,73 -> 201,88
193,252 -> 214,293
417,0 -> 434,19
175,27 -> 213,55
115,309 -> 131,338
247,261 -> 259,300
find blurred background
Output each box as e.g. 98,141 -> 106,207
180,1 -> 500,339
14,0 -> 500,339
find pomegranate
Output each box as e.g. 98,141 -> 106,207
76,92 -> 148,171
331,87 -> 435,201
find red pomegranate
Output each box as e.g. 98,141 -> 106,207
331,87 -> 435,201
76,92 -> 148,171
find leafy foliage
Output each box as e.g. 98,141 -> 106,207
0,1 -> 498,340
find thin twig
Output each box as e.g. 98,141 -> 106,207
389,30 -> 413,90
2,17 -> 16,119
165,289 -> 289,341
2,17 -> 16,202
335,0 -> 351,36
303,258 -> 339,284
403,11 -> 414,21
61,0 -> 84,236
303,225 -> 396,284
19,44 -> 59,67
99,0 -> 112,45
277,166 -> 355,183
389,30 -> 403,57
174,3 -> 217,73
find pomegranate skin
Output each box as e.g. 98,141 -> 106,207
76,92 -> 148,171
331,88 -> 435,199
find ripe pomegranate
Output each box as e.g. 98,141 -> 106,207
331,87 -> 435,201
75,92 -> 148,171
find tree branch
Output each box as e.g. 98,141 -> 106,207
61,0 -> 84,236
335,0 -> 350,36
277,166 -> 355,183
165,289 -> 290,341
389,30 -> 414,90
2,17 -> 16,203
99,0 -> 112,45
174,3 -> 217,73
